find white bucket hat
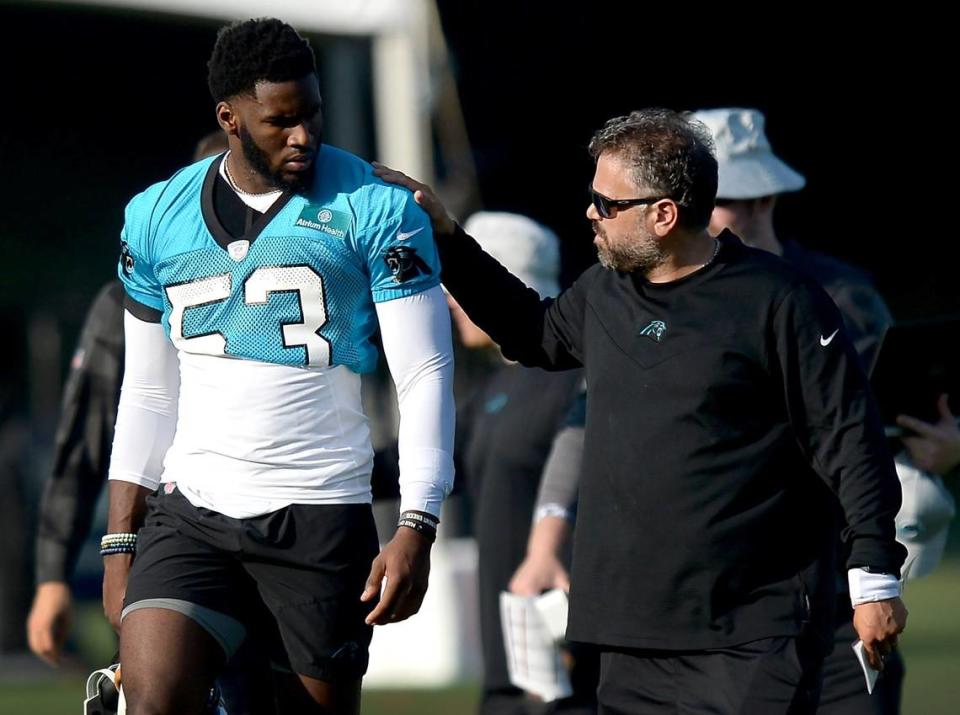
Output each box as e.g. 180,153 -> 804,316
690,108 -> 806,200
462,212 -> 561,298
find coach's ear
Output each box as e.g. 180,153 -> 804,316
216,101 -> 239,137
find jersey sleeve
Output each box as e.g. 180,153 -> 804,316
361,193 -> 441,303
117,188 -> 164,314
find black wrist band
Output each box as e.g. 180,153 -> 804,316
398,510 -> 438,542
399,510 -> 439,528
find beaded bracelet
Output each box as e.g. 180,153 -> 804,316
100,546 -> 136,557
100,532 -> 138,556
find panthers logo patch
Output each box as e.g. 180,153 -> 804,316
119,240 -> 135,276
384,245 -> 432,283
639,320 -> 667,342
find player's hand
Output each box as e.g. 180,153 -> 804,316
27,581 -> 73,666
361,527 -> 432,625
102,553 -> 134,633
897,394 -> 960,476
371,162 -> 456,237
853,597 -> 908,670
509,552 -> 570,596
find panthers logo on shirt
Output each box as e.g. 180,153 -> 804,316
384,245 -> 432,283
117,147 -> 441,374
640,320 -> 667,342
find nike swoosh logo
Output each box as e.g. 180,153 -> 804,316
820,329 -> 839,346
397,227 -> 425,241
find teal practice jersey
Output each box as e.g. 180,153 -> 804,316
118,146 -> 440,374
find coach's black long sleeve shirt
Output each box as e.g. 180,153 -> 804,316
438,228 -> 905,650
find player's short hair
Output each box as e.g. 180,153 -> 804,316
207,18 -> 317,102
589,108 -> 718,231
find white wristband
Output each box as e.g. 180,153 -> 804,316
848,567 -> 902,606
534,503 -> 574,524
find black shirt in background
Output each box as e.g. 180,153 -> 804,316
35,281 -> 124,584
459,362 -> 581,694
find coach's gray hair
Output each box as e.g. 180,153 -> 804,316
588,108 -> 718,230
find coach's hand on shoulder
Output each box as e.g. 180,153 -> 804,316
361,526 -> 432,626
102,554 -> 134,633
371,162 -> 456,237
853,596 -> 908,670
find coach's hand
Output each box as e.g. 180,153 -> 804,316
509,515 -> 571,596
102,554 -> 134,633
27,581 -> 73,666
361,527 -> 432,625
371,162 -> 456,237
853,596 -> 908,670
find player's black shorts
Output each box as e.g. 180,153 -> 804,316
123,484 -> 379,681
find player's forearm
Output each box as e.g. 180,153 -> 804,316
394,369 -> 455,516
106,480 -> 152,533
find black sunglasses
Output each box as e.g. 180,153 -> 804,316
589,186 -> 671,219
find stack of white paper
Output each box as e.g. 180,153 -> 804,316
499,590 -> 573,702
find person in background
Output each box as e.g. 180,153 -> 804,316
0,310 -> 31,654
508,389 -> 584,601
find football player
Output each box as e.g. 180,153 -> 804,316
104,18 -> 454,715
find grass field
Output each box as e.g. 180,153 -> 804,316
2,558 -> 958,714
897,556 -> 960,712
0,680 -> 481,715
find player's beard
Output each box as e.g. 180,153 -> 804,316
239,125 -> 315,194
593,220 -> 666,274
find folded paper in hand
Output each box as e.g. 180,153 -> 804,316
852,640 -> 880,694
499,589 -> 572,702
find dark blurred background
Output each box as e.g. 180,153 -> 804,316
2,3 -> 954,384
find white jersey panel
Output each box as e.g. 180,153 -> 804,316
164,351 -> 373,518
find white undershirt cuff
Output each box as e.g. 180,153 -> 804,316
848,567 -> 902,606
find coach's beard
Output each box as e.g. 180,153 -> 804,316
593,221 -> 665,274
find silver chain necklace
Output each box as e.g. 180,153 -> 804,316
222,151 -> 282,198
